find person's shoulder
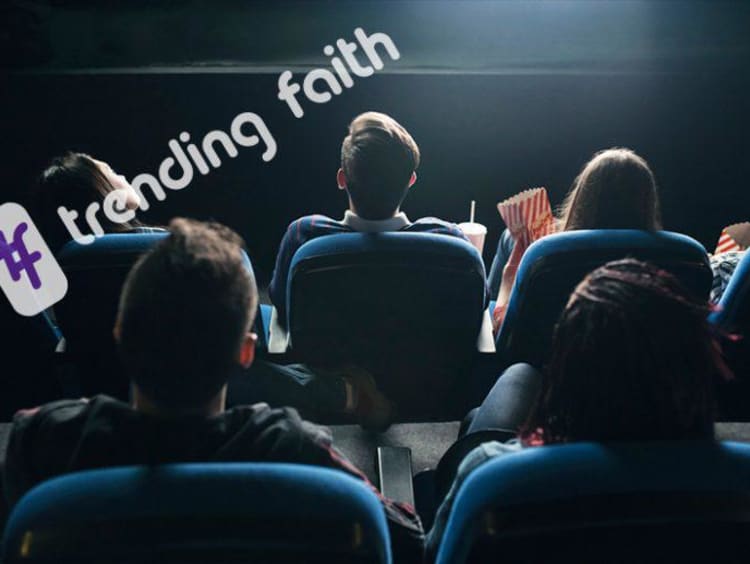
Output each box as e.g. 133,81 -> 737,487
408,216 -> 459,229
289,214 -> 344,231
224,402 -> 333,454
227,401 -> 324,431
285,215 -> 350,242
456,439 -> 524,481
406,217 -> 466,238
13,395 -> 114,426
9,396 -> 125,452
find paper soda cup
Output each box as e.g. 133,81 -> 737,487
458,222 -> 487,254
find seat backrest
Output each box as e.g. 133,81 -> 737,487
3,463 -> 391,564
496,230 -> 711,367
437,441 -> 750,564
287,232 -> 487,418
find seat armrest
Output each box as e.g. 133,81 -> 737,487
254,304 -> 273,350
376,446 -> 415,507
476,308 -> 496,353
267,307 -> 290,354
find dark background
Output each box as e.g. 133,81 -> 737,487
2,0 -> 749,285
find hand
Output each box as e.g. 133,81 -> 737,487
497,240 -> 524,305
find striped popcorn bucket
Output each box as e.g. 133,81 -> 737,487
497,187 -> 556,255
714,222 -> 750,255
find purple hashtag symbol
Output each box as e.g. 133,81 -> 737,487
0,222 -> 43,290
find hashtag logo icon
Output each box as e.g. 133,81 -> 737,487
0,203 -> 67,316
0,223 -> 43,290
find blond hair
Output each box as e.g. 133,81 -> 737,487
340,111 -> 420,219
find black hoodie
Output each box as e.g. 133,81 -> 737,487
4,395 -> 423,562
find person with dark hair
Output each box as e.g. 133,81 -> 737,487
4,218 -> 424,562
490,148 -> 662,327
32,152 -> 161,252
269,111 -> 473,330
426,258 -> 729,560
17,152 -> 162,388
116,219 -> 256,411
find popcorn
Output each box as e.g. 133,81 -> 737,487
497,187 -> 555,254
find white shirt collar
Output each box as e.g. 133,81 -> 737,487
342,210 -> 410,232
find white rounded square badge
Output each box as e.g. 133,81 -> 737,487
0,202 -> 68,317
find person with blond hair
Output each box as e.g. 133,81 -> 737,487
269,111 -> 475,329
428,259 -> 727,561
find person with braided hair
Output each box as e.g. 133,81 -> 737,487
426,258 -> 731,560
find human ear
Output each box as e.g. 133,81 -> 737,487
337,168 -> 347,190
238,332 -> 257,368
407,171 -> 417,188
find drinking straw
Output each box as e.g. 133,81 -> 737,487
470,200 -> 476,224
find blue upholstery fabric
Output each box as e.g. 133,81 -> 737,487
57,232 -> 169,268
286,231 -> 486,339
436,441 -> 750,564
3,463 -> 392,564
496,230 -> 711,367
285,232 -> 487,418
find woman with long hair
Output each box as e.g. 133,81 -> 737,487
491,147 -> 662,329
32,151 -> 158,252
557,147 -> 661,231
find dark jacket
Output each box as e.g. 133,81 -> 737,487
4,395 -> 424,562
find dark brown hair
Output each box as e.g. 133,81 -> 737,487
340,111 -> 420,220
32,152 -> 141,252
117,218 -> 257,410
522,259 -> 728,444
559,148 -> 662,232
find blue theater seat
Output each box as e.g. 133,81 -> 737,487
496,230 -> 711,368
281,232 -> 488,419
3,463 -> 391,564
55,233 -> 263,399
436,441 -> 750,564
